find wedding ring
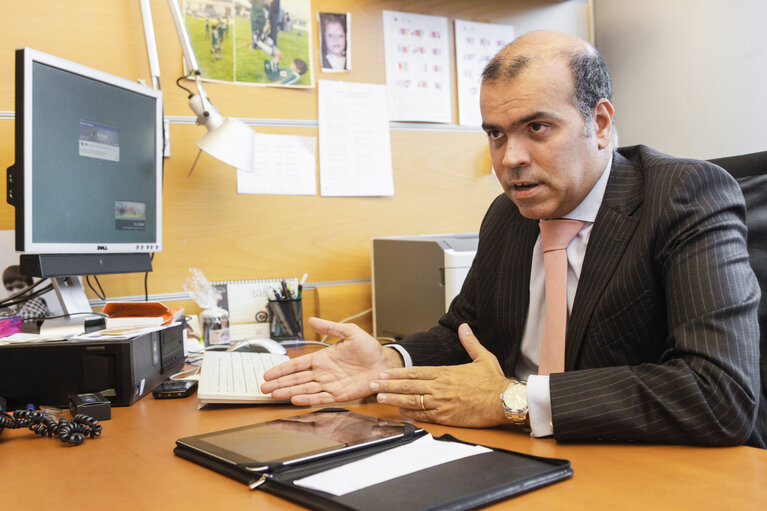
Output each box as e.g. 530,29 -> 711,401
419,394 -> 426,410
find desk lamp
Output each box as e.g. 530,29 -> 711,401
163,0 -> 257,173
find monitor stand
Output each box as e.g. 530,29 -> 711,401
52,276 -> 93,316
40,276 -> 103,334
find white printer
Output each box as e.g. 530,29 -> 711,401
372,234 -> 478,339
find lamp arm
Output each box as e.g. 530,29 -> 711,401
166,0 -> 223,131
167,0 -> 200,76
139,0 -> 161,90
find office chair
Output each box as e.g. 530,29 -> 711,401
709,150 -> 767,446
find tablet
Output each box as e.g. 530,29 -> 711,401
176,409 -> 422,470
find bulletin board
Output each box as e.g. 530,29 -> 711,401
0,0 -> 591,334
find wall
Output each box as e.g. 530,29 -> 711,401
0,0 -> 591,335
594,0 -> 767,159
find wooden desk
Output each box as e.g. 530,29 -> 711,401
3,393 -> 766,510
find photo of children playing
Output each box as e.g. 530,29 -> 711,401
183,0 -> 312,87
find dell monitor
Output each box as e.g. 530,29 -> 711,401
6,48 -> 163,319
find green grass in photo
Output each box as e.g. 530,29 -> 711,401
183,13 -> 311,86
186,15 -> 234,82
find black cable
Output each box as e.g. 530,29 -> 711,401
0,278 -> 51,307
145,253 -> 155,301
42,311 -> 108,320
86,275 -> 106,301
175,75 -> 194,96
0,283 -> 54,310
0,409 -> 102,446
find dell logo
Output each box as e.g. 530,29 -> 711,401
97,245 -> 108,251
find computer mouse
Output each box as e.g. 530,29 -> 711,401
228,338 -> 287,355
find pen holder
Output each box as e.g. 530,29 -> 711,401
267,298 -> 303,340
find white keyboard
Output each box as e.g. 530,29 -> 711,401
197,350 -> 290,405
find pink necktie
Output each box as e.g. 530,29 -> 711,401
538,219 -> 585,375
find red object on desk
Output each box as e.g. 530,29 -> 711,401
102,302 -> 181,327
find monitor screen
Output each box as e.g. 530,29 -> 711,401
9,48 -> 163,255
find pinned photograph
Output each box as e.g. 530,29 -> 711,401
319,12 -> 351,72
182,0 -> 313,88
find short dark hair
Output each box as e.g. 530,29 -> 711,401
481,48 -> 612,124
3,265 -> 32,287
293,58 -> 308,75
568,51 -> 612,123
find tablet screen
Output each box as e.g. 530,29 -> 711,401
177,409 -> 417,468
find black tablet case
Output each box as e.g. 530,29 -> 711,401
173,410 -> 573,511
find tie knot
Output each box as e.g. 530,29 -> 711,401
540,219 -> 586,252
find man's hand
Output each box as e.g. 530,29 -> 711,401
261,317 -> 403,405
369,323 -> 510,427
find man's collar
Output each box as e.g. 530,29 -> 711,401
562,154 -> 613,223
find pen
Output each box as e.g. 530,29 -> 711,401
299,273 -> 308,298
281,279 -> 290,300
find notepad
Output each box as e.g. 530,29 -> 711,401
213,278 -> 298,324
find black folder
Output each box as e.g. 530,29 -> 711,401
173,408 -> 572,510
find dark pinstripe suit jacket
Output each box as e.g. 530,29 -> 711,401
399,145 -> 766,447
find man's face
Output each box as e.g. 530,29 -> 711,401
324,21 -> 346,57
480,60 -> 608,220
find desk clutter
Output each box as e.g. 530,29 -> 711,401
213,277 -> 303,341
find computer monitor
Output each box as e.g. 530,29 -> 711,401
6,48 -> 163,319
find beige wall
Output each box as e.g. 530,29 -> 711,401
0,0 -> 590,334
594,0 -> 767,160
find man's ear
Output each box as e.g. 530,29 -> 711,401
593,98 -> 615,149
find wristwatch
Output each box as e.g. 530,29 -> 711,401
501,379 -> 529,428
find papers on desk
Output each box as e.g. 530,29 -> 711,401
294,434 -> 490,496
71,325 -> 171,341
0,332 -> 71,344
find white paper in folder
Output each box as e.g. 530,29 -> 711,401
213,279 -> 298,324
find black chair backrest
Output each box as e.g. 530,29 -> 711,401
709,150 -> 767,446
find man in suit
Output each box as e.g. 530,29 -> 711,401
263,31 -> 765,447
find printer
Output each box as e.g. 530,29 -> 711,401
372,234 -> 478,339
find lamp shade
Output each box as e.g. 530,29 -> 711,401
195,117 -> 257,172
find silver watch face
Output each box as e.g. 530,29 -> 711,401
502,382 -> 527,412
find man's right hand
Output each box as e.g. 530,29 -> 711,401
261,317 -> 404,405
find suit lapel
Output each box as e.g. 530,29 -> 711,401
565,151 -> 643,369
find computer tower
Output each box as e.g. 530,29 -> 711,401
0,323 -> 184,409
372,234 -> 478,339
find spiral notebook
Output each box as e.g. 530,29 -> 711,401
213,278 -> 299,325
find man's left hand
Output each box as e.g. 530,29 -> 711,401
369,323 -> 511,427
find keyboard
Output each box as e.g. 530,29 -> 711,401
197,350 -> 290,405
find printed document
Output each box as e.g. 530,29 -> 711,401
455,20 -> 515,126
294,434 -> 490,496
318,80 -> 394,197
237,133 -> 317,195
382,11 -> 452,123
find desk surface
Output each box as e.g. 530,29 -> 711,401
4,356 -> 767,511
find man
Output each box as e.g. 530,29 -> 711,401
263,31 -> 765,447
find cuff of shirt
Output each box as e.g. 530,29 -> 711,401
383,343 -> 413,367
527,374 -> 554,437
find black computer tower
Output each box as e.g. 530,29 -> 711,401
0,324 -> 184,409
